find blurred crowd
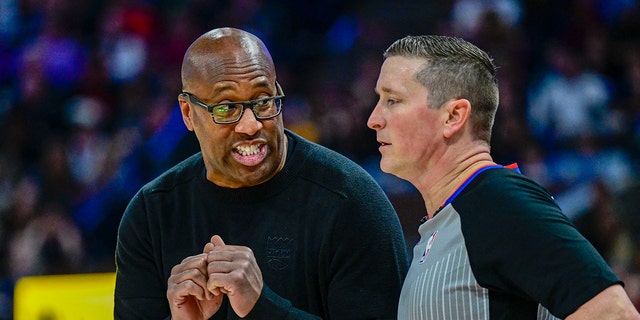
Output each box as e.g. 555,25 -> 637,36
1,0 -> 639,317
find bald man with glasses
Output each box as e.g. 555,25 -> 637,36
114,27 -> 409,320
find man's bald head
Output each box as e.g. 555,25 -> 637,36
181,27 -> 275,90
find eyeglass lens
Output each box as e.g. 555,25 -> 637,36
212,98 -> 280,123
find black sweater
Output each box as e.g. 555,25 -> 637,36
114,130 -> 409,319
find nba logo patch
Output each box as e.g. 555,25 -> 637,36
420,230 -> 438,264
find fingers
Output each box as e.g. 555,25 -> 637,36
166,236 -> 235,319
205,245 -> 234,294
205,260 -> 235,293
201,235 -> 263,317
210,234 -> 225,246
205,247 -> 263,296
168,253 -> 213,300
176,253 -> 209,277
204,235 -> 225,254
205,255 -> 263,318
204,234 -> 225,295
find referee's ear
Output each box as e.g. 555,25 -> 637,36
442,98 -> 471,139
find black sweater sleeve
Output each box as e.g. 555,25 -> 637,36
114,191 -> 172,319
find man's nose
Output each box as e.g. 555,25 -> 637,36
234,108 -> 263,135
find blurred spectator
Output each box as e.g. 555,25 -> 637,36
98,2 -> 152,84
37,136 -> 80,207
614,44 -> 640,160
574,179 -> 640,309
7,201 -> 83,280
64,96 -> 110,195
451,0 -> 523,38
524,39 -> 636,217
527,41 -> 614,149
0,176 -> 84,318
574,180 -> 634,268
617,182 -> 640,309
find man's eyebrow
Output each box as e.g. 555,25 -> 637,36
213,81 -> 272,94
376,86 -> 396,95
210,84 -> 238,96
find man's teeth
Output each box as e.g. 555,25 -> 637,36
236,145 -> 260,156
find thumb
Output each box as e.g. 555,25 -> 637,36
210,234 -> 225,246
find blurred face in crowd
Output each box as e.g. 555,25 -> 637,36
368,56 -> 447,182
178,29 -> 287,188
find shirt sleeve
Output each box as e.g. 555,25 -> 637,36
114,191 -> 171,319
245,285 -> 322,319
322,181 -> 409,319
457,172 -> 621,318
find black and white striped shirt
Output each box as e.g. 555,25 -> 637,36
398,165 -> 620,319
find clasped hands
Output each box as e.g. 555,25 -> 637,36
167,235 -> 264,320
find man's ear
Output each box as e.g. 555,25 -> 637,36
443,98 -> 471,139
178,94 -> 195,131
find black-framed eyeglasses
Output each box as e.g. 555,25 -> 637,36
180,81 -> 285,124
